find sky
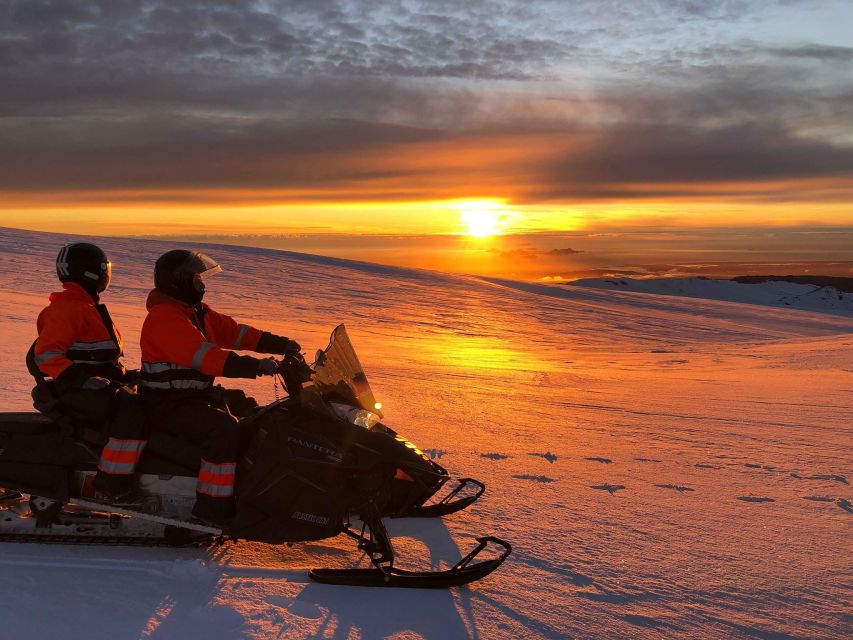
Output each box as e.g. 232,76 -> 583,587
1,0 -> 852,276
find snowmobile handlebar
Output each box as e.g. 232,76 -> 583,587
277,353 -> 315,397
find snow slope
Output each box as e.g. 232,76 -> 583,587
1,226 -> 851,639
570,276 -> 853,317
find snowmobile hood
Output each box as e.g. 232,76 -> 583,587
49,282 -> 96,304
145,288 -> 209,312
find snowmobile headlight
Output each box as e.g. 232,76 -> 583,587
351,409 -> 380,429
329,402 -> 380,428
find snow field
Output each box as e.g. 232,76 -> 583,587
0,227 -> 851,639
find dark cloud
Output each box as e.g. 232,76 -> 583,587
768,44 -> 853,62
0,0 -> 572,88
522,121 -> 853,202
487,247 -> 583,259
0,0 -> 851,204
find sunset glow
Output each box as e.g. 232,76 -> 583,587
0,1 -> 850,277
462,210 -> 501,237
456,200 -> 511,237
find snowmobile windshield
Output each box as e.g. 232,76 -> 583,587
312,324 -> 383,418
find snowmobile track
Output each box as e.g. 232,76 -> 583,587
0,532 -> 217,548
70,498 -> 223,535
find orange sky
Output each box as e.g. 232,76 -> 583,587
2,1 -> 852,251
2,194 -> 852,239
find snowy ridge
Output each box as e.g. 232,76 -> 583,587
1,227 -> 852,639
569,275 -> 853,317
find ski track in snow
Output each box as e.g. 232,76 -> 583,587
1,227 -> 852,639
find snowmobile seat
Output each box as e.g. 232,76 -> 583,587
0,412 -> 60,435
136,430 -> 202,476
30,379 -> 61,416
24,339 -> 68,421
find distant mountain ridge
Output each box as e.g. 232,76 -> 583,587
731,275 -> 853,293
569,275 -> 853,318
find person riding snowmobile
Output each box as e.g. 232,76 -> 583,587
31,243 -> 147,502
139,249 -> 301,526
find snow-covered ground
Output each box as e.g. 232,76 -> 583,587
0,226 -> 851,639
570,276 -> 853,317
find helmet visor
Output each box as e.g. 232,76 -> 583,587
102,260 -> 112,291
181,251 -> 221,276
192,266 -> 222,292
182,252 -> 221,293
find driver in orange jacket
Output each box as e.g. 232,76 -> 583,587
139,249 -> 301,526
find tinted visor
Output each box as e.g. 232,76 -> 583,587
181,251 -> 222,292
180,251 -> 221,276
101,260 -> 112,291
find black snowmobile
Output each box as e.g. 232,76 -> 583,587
0,324 -> 510,588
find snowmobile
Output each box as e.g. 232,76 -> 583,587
0,324 -> 510,588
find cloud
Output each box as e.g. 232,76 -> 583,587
1,0 -> 851,206
519,121 -> 853,202
488,247 -> 583,259
768,44 -> 853,62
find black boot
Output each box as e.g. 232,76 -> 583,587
191,495 -> 235,529
91,473 -> 140,505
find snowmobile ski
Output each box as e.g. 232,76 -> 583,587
306,506 -> 510,589
393,478 -> 486,518
309,536 -> 512,588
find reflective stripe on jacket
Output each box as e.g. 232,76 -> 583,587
139,289 -> 263,391
34,283 -> 123,379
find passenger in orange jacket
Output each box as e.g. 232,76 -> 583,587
31,243 -> 147,502
140,249 -> 301,526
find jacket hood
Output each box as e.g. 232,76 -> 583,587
147,288 -> 184,311
146,288 -> 210,312
49,282 -> 96,304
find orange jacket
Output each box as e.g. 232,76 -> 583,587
140,289 -> 265,390
34,283 -> 123,379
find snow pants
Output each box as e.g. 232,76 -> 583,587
58,385 -> 148,492
143,388 -> 258,523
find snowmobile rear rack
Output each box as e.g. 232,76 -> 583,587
309,536 -> 512,588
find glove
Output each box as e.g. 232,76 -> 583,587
282,338 -> 301,355
82,376 -> 111,390
256,357 -> 279,376
257,333 -> 301,356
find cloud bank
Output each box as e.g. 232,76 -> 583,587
1,0 -> 852,206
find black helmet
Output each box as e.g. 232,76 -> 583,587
56,243 -> 111,294
154,249 -> 221,305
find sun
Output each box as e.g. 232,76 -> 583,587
461,210 -> 502,237
456,200 -> 509,237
